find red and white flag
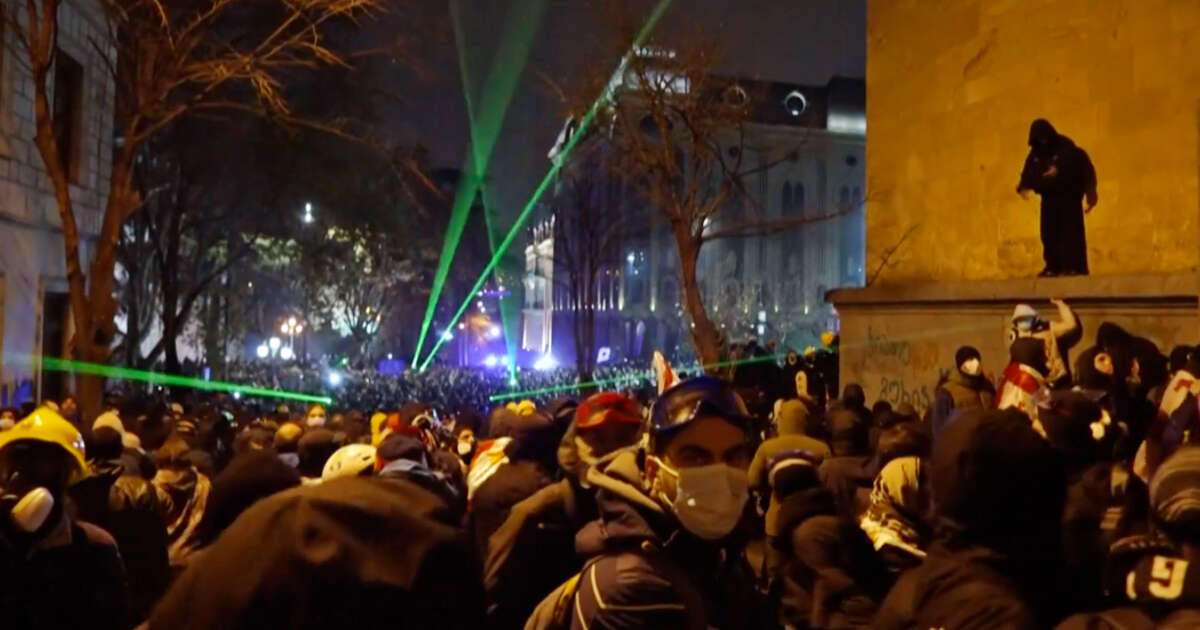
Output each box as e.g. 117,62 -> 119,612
652,351 -> 676,395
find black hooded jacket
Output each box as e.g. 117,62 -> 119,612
562,452 -> 767,630
148,477 -> 484,630
874,409 -> 1067,630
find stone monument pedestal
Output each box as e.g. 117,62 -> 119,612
828,273 -> 1200,411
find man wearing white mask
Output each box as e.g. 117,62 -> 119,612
932,346 -> 996,435
1006,298 -> 1081,388
547,377 -> 767,630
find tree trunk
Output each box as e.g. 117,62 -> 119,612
674,225 -> 722,369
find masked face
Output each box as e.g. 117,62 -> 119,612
960,358 -> 982,376
306,406 -> 327,427
0,443 -> 73,538
649,456 -> 749,540
1015,317 -> 1036,333
647,416 -> 751,541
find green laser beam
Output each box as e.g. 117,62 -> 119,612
420,0 -> 676,371
488,353 -> 784,402
26,357 -> 332,405
451,0 -> 533,381
412,0 -> 546,366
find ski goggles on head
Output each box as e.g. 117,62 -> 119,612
650,377 -> 753,447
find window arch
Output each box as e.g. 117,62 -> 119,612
839,186 -> 850,208
781,182 -> 792,213
793,182 -> 805,213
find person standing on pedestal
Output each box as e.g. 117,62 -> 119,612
1017,118 -> 1098,277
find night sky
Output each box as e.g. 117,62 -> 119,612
383,0 -> 865,225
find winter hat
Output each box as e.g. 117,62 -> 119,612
876,421 -> 931,466
90,427 -> 125,460
955,346 -> 982,369
274,422 -> 304,453
169,402 -> 184,416
1170,346 -> 1194,375
765,448 -> 825,498
1010,337 -> 1049,376
1011,303 -> 1038,322
376,432 -> 427,468
1149,446 -> 1200,542
191,449 -> 301,549
93,411 -> 124,435
297,428 -> 340,478
932,408 -> 1065,547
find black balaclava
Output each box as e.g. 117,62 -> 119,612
1028,118 -> 1058,153
1074,346 -> 1114,392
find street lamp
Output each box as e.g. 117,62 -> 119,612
281,317 -> 304,355
255,344 -> 269,359
303,202 -> 314,224
268,336 -> 282,354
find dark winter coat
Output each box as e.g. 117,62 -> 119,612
0,519 -> 131,630
147,477 -> 485,630
484,478 -> 597,630
932,370 -> 995,435
875,409 -> 1067,629
470,459 -> 553,558
562,452 -> 768,630
1056,542 -> 1200,630
774,486 -> 890,630
70,458 -> 170,622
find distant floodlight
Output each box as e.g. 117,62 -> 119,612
484,355 -> 499,368
441,330 -> 454,341
488,324 -> 501,339
534,355 -> 557,371
500,355 -> 511,367
327,371 -> 342,386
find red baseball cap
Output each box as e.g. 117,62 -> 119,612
575,392 -> 643,430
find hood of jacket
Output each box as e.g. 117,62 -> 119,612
776,399 -> 810,437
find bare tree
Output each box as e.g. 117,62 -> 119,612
600,47 -> 850,366
9,0 -> 379,416
550,151 -> 641,381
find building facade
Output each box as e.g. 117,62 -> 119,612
522,74 -> 865,368
0,2 -> 113,403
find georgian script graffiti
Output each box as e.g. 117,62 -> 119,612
866,326 -> 910,365
879,376 -> 934,410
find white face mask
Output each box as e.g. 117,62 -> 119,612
457,438 -> 475,457
306,414 -> 326,428
960,358 -> 981,376
653,458 -> 749,541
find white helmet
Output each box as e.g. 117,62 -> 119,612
321,444 -> 377,481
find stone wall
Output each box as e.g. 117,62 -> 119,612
831,274 -> 1200,412
0,0 -> 114,402
866,0 -> 1200,282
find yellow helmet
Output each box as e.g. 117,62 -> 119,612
0,408 -> 87,483
515,400 -> 536,416
370,412 -> 388,440
820,331 -> 837,348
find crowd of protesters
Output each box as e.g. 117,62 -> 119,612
219,358 -> 655,413
4,298 -> 1200,629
